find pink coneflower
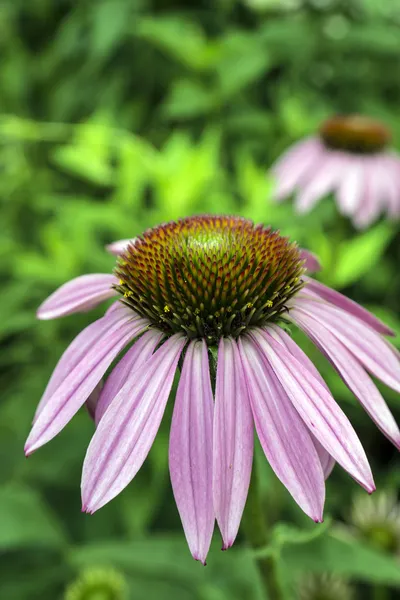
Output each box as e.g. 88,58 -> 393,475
272,115 -> 400,228
26,216 -> 400,563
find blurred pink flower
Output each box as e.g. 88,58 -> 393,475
272,115 -> 400,228
25,216 -> 400,563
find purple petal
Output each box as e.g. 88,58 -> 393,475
352,159 -> 382,229
86,381 -> 104,421
95,329 -> 164,424
291,308 -> 400,449
239,336 -> 325,521
106,238 -> 135,256
82,334 -> 185,513
37,274 -> 118,320
337,157 -> 365,216
268,326 -> 336,480
251,329 -> 374,493
311,435 -> 335,480
213,338 -> 253,550
294,298 -> 400,394
33,302 -> 132,423
272,138 -> 324,201
299,249 -> 321,274
295,152 -> 344,214
169,340 -> 214,564
25,307 -> 148,454
302,276 -> 394,336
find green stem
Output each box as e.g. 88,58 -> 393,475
242,467 -> 284,600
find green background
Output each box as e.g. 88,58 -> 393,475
1,1 -> 400,598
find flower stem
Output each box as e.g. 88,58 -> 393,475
242,466 -> 284,600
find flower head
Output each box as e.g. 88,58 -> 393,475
64,566 -> 128,600
26,215 -> 400,563
350,490 -> 400,554
272,114 -> 400,228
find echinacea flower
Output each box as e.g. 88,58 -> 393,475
26,215 -> 400,563
272,115 -> 400,228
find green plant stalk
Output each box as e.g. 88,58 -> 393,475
242,466 -> 284,600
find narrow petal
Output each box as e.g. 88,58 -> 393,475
291,308 -> 400,449
25,307 -> 148,454
311,435 -> 335,479
82,334 -> 185,513
213,338 -> 253,550
302,276 -> 394,336
268,326 -> 335,479
353,160 -> 382,229
295,153 -> 344,214
169,340 -> 214,564
294,298 -> 400,393
299,249 -> 321,273
86,380 -> 104,421
105,238 -> 135,256
239,336 -> 325,521
251,329 -> 374,492
272,138 -> 324,201
37,274 -> 118,320
337,157 -> 365,216
95,329 -> 164,424
33,302 -> 132,422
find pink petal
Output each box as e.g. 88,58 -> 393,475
352,159 -> 383,229
37,274 -> 118,320
267,325 -> 336,480
95,329 -> 164,424
302,277 -> 394,336
33,302 -> 133,423
25,307 -> 148,454
299,249 -> 321,273
213,337 -> 253,550
294,298 -> 400,393
337,157 -> 365,216
272,138 -> 324,201
291,308 -> 400,449
105,238 -> 135,256
82,334 -> 185,513
239,336 -> 325,521
86,381 -> 104,421
384,154 -> 400,217
169,340 -> 214,564
295,152 -> 344,214
251,329 -> 374,493
311,435 -> 335,479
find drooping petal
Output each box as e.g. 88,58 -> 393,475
311,435 -> 335,480
213,338 -> 253,550
169,340 -> 214,564
353,159 -> 383,229
86,381 -> 104,421
105,238 -> 135,256
295,152 -> 344,214
25,307 -> 148,454
291,308 -> 400,449
37,274 -> 118,320
337,157 -> 365,216
294,298 -> 400,393
272,138 -> 324,201
251,329 -> 374,492
95,329 -> 164,424
239,336 -> 325,521
33,302 -> 133,423
302,276 -> 394,336
299,249 -> 321,273
82,334 -> 186,513
268,325 -> 336,480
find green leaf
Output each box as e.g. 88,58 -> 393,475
332,224 -> 395,288
0,483 -> 67,550
282,530 -> 400,585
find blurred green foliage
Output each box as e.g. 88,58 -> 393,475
1,0 -> 400,598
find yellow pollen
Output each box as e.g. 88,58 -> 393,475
164,305 -> 171,313
266,300 -> 273,308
